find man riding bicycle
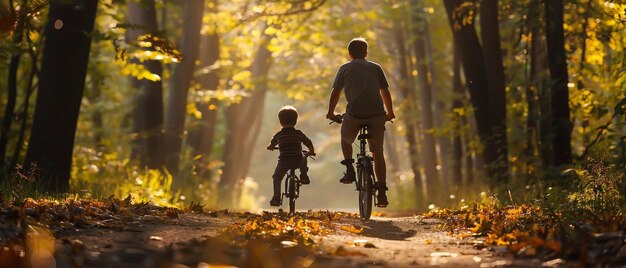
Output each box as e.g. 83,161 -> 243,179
326,37 -> 395,207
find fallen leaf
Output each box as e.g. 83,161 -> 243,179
340,225 -> 364,234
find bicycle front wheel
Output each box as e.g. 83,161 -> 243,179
288,175 -> 297,214
358,159 -> 373,220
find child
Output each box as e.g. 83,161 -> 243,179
267,106 -> 315,207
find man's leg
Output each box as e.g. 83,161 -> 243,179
368,115 -> 389,207
341,138 -> 353,160
340,115 -> 359,183
372,152 -> 386,184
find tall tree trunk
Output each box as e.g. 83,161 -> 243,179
219,35 -> 272,208
525,0 -> 543,180
10,42 -> 37,169
188,1 -> 220,178
451,43 -> 463,188
480,0 -> 509,187
544,0 -> 572,166
90,78 -> 104,148
0,1 -> 25,172
164,0 -> 205,174
425,26 -> 451,190
126,0 -> 165,169
410,2 -> 440,204
25,0 -> 98,193
443,0 -> 497,184
576,0 -> 593,146
392,17 -> 423,207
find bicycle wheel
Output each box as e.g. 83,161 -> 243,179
358,158 -> 373,219
288,175 -> 297,214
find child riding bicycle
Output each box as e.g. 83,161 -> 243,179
267,106 -> 315,207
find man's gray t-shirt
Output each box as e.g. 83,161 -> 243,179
332,59 -> 389,118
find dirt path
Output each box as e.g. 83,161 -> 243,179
50,211 -> 540,267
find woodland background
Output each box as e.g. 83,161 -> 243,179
0,0 -> 625,212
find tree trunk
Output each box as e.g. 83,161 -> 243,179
25,0 -> 98,193
10,57 -> 36,169
219,35 -> 272,208
525,0 -> 543,180
410,0 -> 441,203
0,2 -> 25,172
480,0 -> 509,186
425,26 -> 451,190
443,0 -> 496,183
576,0 -> 593,146
164,0 -> 205,174
451,43 -> 463,188
544,0 -> 572,166
188,1 -> 220,178
392,17 -> 423,208
126,0 -> 165,169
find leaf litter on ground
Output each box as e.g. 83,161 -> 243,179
0,196 -> 369,267
426,203 -> 626,266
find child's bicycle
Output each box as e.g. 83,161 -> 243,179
329,114 -> 380,220
270,148 -> 315,214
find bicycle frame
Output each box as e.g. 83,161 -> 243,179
282,168 -> 299,214
355,125 -> 378,219
278,151 -> 312,215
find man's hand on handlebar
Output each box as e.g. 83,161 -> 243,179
386,112 -> 396,123
326,113 -> 343,124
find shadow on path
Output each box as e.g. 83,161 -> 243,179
357,218 -> 417,241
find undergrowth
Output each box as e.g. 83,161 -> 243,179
428,157 -> 626,265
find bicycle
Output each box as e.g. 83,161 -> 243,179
329,115 -> 380,220
269,148 -> 315,214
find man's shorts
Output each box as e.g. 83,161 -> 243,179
341,114 -> 386,154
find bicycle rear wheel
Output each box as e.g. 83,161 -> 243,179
358,158 -> 373,219
288,175 -> 297,214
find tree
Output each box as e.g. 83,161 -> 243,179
188,0 -> 221,178
544,0 -> 572,166
391,15 -> 423,207
443,0 -> 492,180
126,0 -> 166,169
479,0 -> 509,184
164,0 -> 205,174
219,34 -> 272,208
410,0 -> 440,201
25,0 -> 98,193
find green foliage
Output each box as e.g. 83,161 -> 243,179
70,147 -> 182,207
563,157 -> 626,221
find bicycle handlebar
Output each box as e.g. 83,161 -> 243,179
328,114 -> 344,124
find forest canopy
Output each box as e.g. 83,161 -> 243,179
0,0 -> 624,211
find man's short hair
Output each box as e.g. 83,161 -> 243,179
278,106 -> 298,126
348,38 -> 368,59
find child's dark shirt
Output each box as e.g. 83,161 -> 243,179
269,127 -> 313,160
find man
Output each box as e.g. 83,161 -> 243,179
326,37 -> 395,207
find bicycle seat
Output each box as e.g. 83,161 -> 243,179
357,124 -> 372,139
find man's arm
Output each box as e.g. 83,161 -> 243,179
380,88 -> 395,121
326,87 -> 342,120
